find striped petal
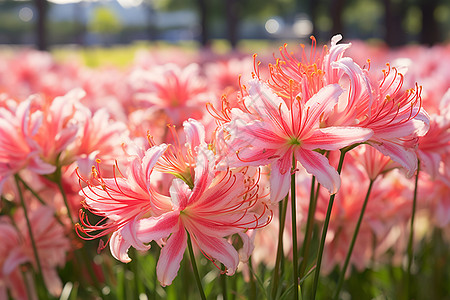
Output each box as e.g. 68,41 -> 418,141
193,234 -> 239,276
303,126 -> 373,151
156,224 -> 187,286
296,148 -> 341,194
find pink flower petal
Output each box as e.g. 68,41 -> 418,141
136,210 -> 180,244
270,160 -> 292,202
191,149 -> 214,202
156,225 -> 187,286
302,84 -> 343,132
110,231 -> 133,263
42,268 -> 63,296
193,234 -> 239,276
170,179 -> 192,209
120,220 -> 150,251
183,118 -> 206,150
303,126 -> 373,151
3,250 -> 28,275
296,148 -> 341,194
142,144 -> 168,191
247,80 -> 291,129
369,140 -> 417,178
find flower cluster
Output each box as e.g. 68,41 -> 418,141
0,36 -> 448,299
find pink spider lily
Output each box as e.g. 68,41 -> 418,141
349,144 -> 400,180
132,149 -> 271,286
0,97 -> 55,192
68,106 -> 129,176
255,35 -> 357,108
0,221 -> 28,300
149,119 -> 207,188
76,144 -> 171,256
130,63 -> 209,126
31,89 -> 82,167
1,205 -> 71,298
417,89 -> 450,178
260,36 -> 328,103
358,65 -> 430,177
224,79 -> 373,202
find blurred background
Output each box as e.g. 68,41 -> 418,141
0,0 -> 449,51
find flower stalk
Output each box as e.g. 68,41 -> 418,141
291,156 -> 299,299
406,160 -> 420,299
14,174 -> 48,300
333,178 -> 375,299
311,148 -> 349,300
271,194 -> 289,299
299,176 -> 318,281
221,264 -> 228,300
187,232 -> 206,300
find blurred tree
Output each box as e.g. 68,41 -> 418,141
34,0 -> 48,50
383,0 -> 406,46
88,6 -> 123,45
151,0 -> 211,47
308,0 -> 319,38
197,0 -> 209,47
330,0 -> 345,36
226,0 -> 239,49
419,0 -> 440,45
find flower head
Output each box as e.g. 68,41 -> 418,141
76,144 -> 170,252
135,149 -> 269,286
224,80 -> 372,202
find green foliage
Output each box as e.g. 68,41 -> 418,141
88,6 -> 122,35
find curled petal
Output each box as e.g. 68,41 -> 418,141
302,84 -> 343,132
296,148 -> 341,194
369,141 -> 417,178
183,118 -> 206,150
120,220 -> 150,251
142,144 -> 168,191
191,149 -> 214,202
237,231 -> 255,262
194,234 -> 239,276
170,179 -> 192,209
110,231 -> 133,263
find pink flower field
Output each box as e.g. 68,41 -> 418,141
0,36 -> 449,300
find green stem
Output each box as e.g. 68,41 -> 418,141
299,176 -> 317,281
78,245 -> 103,292
55,175 -> 75,226
291,157 -> 299,299
221,264 -> 228,300
248,257 -> 257,299
16,175 -> 66,227
14,174 -> 48,299
271,194 -> 289,299
311,149 -> 348,300
15,176 -> 46,206
187,232 -> 206,300
406,160 -> 420,299
333,179 -> 375,300
21,270 -> 32,300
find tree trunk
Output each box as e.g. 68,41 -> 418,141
330,0 -> 345,36
383,0 -> 406,47
420,0 -> 440,45
225,0 -> 239,49
35,0 -> 47,51
309,0 -> 319,39
197,0 -> 209,47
